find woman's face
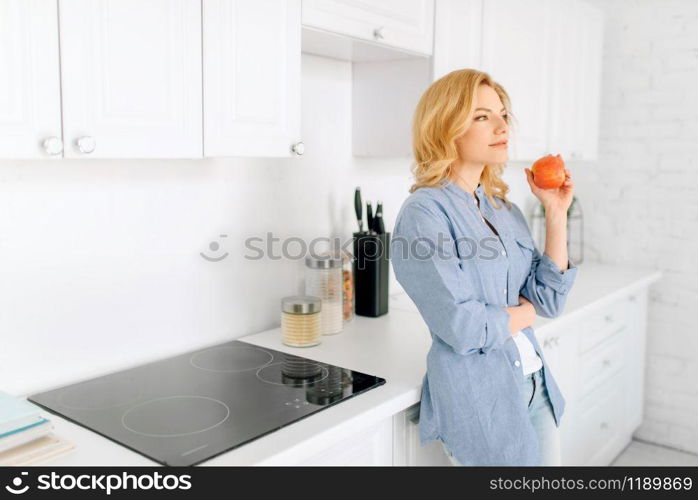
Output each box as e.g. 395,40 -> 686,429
455,84 -> 509,166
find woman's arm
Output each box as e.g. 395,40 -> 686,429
543,207 -> 569,271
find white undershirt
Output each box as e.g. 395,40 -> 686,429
512,330 -> 543,375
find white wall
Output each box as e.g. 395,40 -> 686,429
582,0 -> 698,455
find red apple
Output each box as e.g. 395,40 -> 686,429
531,154 -> 565,189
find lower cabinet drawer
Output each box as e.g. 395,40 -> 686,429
562,371 -> 625,466
578,298 -> 630,353
578,332 -> 626,399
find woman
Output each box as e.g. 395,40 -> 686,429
390,69 -> 579,466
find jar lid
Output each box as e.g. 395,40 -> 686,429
281,295 -> 322,314
305,254 -> 342,269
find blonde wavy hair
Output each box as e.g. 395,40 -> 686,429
410,69 -> 516,210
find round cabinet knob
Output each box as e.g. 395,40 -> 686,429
76,136 -> 96,154
42,136 -> 63,156
602,359 -> 611,368
373,26 -> 385,40
291,141 -> 305,156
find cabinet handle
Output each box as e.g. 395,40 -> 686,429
42,136 -> 63,156
291,141 -> 305,156
600,422 -> 608,430
76,136 -> 96,154
373,26 -> 385,40
602,359 -> 611,368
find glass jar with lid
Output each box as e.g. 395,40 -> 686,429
280,295 -> 322,347
304,254 -> 343,335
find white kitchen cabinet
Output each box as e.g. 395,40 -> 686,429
294,418 -> 393,465
393,403 -> 452,466
203,0 -> 302,158
302,0 -> 434,56
480,0 -> 552,161
548,0 -> 604,161
58,0 -> 203,159
558,291 -> 647,466
0,0 -> 63,159
431,0 -> 482,81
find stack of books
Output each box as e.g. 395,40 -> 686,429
0,391 -> 74,465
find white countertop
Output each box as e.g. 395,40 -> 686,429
31,262 -> 662,466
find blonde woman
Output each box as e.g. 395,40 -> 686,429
390,69 -> 578,466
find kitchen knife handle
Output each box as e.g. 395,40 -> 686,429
354,187 -> 363,232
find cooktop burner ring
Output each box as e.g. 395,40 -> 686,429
121,395 -> 230,438
256,362 -> 329,387
189,345 -> 274,373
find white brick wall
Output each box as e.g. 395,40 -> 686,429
584,0 -> 698,455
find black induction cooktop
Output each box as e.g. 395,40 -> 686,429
28,339 -> 386,466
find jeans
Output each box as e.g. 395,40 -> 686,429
441,367 -> 562,466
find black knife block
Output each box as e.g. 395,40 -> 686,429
352,231 -> 390,317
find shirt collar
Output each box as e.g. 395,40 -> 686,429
439,178 -> 486,203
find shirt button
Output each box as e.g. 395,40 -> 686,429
501,250 -> 506,256
503,288 -> 507,294
514,360 -> 521,367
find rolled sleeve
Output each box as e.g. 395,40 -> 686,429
537,252 -> 578,295
391,202 -> 511,355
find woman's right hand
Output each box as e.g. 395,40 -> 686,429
518,295 -> 535,327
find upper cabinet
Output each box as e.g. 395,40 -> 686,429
302,0 -> 434,56
59,0 -> 203,159
0,0 -> 63,159
480,0 -> 552,161
203,0 -> 302,158
548,0 -> 604,161
0,0 -> 602,161
479,0 -> 604,162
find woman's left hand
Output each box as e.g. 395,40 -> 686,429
524,167 -> 574,214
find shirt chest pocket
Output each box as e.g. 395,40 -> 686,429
514,234 -> 536,270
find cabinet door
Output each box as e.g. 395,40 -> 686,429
203,0 -> 301,157
295,418 -> 393,465
432,0 -> 482,81
480,0 -> 551,161
302,0 -> 434,55
0,0 -> 62,159
58,0 -> 202,159
548,0 -> 604,161
575,0 -> 604,161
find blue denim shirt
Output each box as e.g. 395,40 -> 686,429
390,179 -> 579,465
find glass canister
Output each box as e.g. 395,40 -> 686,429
321,249 -> 355,323
280,295 -> 322,347
304,254 -> 343,335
